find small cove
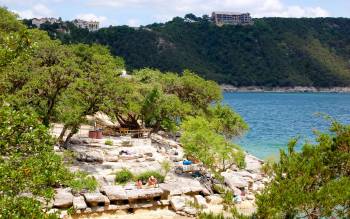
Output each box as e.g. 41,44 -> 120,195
224,92 -> 350,159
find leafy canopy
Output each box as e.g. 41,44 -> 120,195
256,122 -> 350,219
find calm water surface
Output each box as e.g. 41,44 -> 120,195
223,92 -> 350,159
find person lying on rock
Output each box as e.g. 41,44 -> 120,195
147,175 -> 158,187
135,179 -> 143,189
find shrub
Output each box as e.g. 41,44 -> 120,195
160,160 -> 172,174
69,171 -> 98,193
136,171 -> 165,183
104,139 -> 113,146
115,169 -> 134,184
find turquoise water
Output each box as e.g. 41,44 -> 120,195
223,92 -> 350,159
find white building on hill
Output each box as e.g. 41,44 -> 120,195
212,12 -> 253,26
73,19 -> 99,31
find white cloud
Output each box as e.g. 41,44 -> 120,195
12,3 -> 53,19
127,18 -> 140,27
87,0 -> 330,21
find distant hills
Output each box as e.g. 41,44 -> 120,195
24,15 -> 350,87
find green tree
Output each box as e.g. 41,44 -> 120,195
180,116 -> 246,172
0,7 -> 31,68
256,122 -> 350,219
105,78 -> 146,129
57,44 -> 124,145
142,87 -> 190,132
9,41 -> 81,126
0,106 -> 96,218
209,104 -> 249,139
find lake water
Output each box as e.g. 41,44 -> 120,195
223,92 -> 350,159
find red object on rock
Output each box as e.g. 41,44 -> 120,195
89,131 -> 97,139
96,130 -> 103,139
89,129 -> 103,139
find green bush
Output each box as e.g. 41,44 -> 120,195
115,169 -> 134,184
104,139 -> 113,146
69,171 -> 98,193
136,171 -> 165,183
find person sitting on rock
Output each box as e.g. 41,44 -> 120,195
147,175 -> 158,187
135,179 -> 143,189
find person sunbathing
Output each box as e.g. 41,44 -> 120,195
135,179 -> 143,189
147,175 -> 158,187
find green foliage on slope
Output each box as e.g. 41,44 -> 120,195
30,15 -> 350,87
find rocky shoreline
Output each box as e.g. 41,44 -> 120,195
48,125 -> 268,218
221,85 -> 350,93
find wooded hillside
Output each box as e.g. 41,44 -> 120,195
27,15 -> 350,87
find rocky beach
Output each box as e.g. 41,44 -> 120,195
50,125 -> 268,218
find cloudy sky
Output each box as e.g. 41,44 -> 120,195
1,0 -> 349,27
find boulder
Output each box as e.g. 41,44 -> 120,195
126,188 -> 163,200
170,196 -> 186,211
101,186 -> 127,201
245,154 -> 262,173
73,196 -> 87,210
194,195 -> 207,208
221,171 -> 249,189
159,178 -> 206,195
205,195 -> 223,205
83,192 -> 107,207
77,150 -> 104,163
53,189 -> 73,209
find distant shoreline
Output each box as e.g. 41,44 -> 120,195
221,85 -> 350,93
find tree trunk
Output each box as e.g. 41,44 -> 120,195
58,125 -> 67,144
63,125 -> 79,149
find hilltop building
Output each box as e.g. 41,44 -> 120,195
32,18 -> 59,27
211,12 -> 253,26
72,19 -> 99,31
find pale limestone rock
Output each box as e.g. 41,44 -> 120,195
245,154 -> 263,173
101,185 -> 127,201
53,189 -> 73,209
125,188 -> 164,200
73,196 -> 87,210
76,150 -> 104,163
159,178 -> 206,195
83,192 -> 106,207
194,195 -> 207,208
170,196 -> 186,211
221,171 -> 249,189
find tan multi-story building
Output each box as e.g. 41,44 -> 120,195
73,19 -> 99,31
32,18 -> 59,27
212,12 -> 253,26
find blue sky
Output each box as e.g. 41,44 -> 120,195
1,0 -> 349,27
